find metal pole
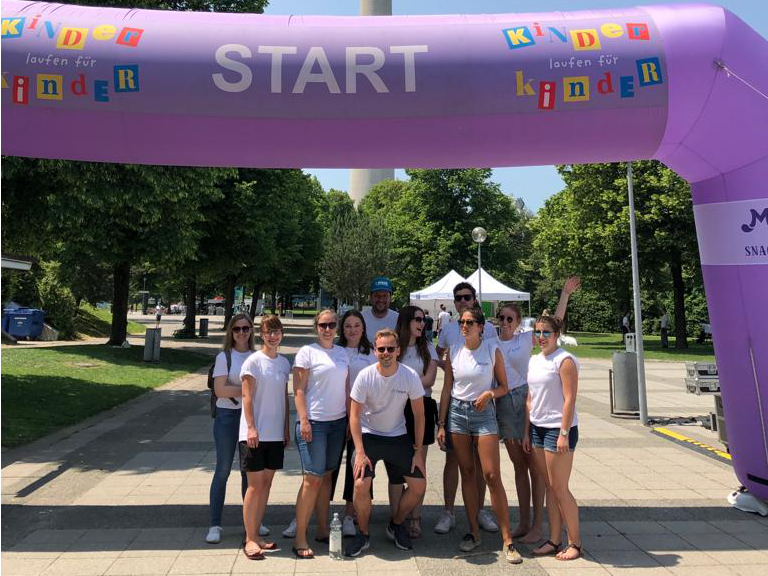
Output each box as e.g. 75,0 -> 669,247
477,243 -> 482,304
627,163 -> 649,425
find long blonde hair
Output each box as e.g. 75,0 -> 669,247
223,313 -> 255,352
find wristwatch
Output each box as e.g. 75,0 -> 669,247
559,428 -> 569,437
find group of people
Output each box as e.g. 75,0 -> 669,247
206,275 -> 583,564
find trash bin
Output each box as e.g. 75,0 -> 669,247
144,327 -> 161,362
611,351 -> 639,412
4,308 -> 45,339
199,318 -> 209,337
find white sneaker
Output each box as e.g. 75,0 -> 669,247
205,526 -> 222,544
459,533 -> 481,552
259,525 -> 271,537
434,510 -> 456,534
342,515 -> 357,537
478,509 -> 499,533
282,518 -> 297,538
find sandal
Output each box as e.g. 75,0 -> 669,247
532,540 -> 561,556
257,541 -> 279,552
409,517 -> 422,539
555,542 -> 582,561
243,545 -> 265,561
292,546 -> 314,559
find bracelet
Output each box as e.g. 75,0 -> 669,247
438,421 -> 445,427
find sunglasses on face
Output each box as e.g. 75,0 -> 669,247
534,330 -> 555,338
458,319 -> 477,327
497,314 -> 516,323
376,346 -> 397,353
318,322 -> 337,330
412,317 -> 425,324
232,325 -> 251,334
454,294 -> 474,302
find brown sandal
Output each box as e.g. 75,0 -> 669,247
532,540 -> 561,556
243,545 -> 265,560
555,543 -> 582,561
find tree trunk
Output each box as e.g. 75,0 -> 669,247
108,261 -> 130,346
670,252 -> 688,349
183,274 -> 196,334
271,288 -> 277,314
249,283 -> 260,318
223,274 -> 237,330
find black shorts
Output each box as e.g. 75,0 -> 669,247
352,434 -> 424,481
405,396 -> 437,446
239,441 -> 284,472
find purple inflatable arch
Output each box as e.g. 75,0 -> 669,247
2,2 -> 767,496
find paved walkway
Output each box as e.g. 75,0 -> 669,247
2,319 -> 767,576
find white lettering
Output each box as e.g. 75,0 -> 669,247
293,46 -> 341,94
212,44 -> 252,92
257,45 -> 297,93
345,46 -> 388,94
390,45 -> 428,92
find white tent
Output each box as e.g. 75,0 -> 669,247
410,270 -> 467,301
466,268 -> 530,302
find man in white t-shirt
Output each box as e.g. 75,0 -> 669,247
345,329 -> 426,557
437,305 -> 451,336
434,281 -> 498,535
362,276 -> 399,343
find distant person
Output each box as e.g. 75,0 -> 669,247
659,312 -> 669,348
155,304 -> 162,327
437,305 -> 451,338
362,277 -> 399,342
424,311 -> 435,342
621,312 -> 630,338
697,322 -> 712,344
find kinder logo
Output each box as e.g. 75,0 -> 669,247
741,208 -> 768,233
502,21 -> 651,51
2,16 -> 143,49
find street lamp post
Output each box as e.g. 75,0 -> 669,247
471,227 -> 487,304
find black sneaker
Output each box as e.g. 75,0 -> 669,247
387,520 -> 412,551
344,532 -> 370,557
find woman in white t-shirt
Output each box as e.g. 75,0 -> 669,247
524,314 -> 581,561
495,277 -> 579,544
436,308 -> 521,563
290,309 -> 350,559
206,313 -> 255,545
395,305 -> 438,539
239,315 -> 290,560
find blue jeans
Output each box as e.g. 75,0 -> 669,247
209,407 -> 247,527
448,397 -> 498,436
530,424 -> 579,452
295,417 -> 347,477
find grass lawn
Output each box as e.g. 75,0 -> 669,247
74,304 -> 146,339
568,331 -> 716,362
1,345 -> 210,448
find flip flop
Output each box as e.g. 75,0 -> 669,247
532,540 -> 561,556
257,541 -> 279,552
555,543 -> 582,561
292,546 -> 314,559
243,546 -> 265,561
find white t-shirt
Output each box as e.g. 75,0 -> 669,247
351,363 -> 424,437
497,329 -> 535,390
449,340 -> 500,401
239,351 -> 290,442
438,319 -> 497,350
527,348 -> 579,428
212,349 -> 253,410
362,308 -> 399,343
438,311 -> 451,330
346,347 -> 376,387
400,342 -> 438,397
293,343 -> 349,421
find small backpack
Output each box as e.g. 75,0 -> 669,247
207,350 -> 239,417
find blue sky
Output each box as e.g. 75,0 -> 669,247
264,1 -> 767,212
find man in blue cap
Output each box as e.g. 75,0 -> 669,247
362,277 -> 399,348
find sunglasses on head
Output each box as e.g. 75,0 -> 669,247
497,314 -> 516,323
454,294 -> 474,302
534,330 -> 554,338
458,319 -> 477,327
412,317 -> 425,324
318,322 -> 337,330
232,325 -> 251,334
376,346 -> 397,353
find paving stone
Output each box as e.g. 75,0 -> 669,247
105,556 -> 177,575
40,557 -> 115,576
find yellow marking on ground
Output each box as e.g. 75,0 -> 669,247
653,427 -> 732,461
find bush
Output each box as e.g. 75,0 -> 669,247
37,262 -> 78,339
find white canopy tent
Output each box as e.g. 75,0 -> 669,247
409,270 -> 467,320
466,268 -> 531,316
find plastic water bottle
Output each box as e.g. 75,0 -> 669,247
329,512 -> 343,560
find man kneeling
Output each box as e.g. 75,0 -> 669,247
345,329 -> 427,557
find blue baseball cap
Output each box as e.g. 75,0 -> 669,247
370,276 -> 393,293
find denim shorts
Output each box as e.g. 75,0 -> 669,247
447,397 -> 498,437
496,384 -> 528,441
295,417 -> 347,476
529,423 -> 579,452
